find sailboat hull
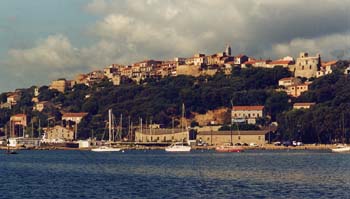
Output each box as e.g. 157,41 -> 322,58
331,146 -> 350,153
91,147 -> 121,152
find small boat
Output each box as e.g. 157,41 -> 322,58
6,150 -> 18,154
331,145 -> 350,153
165,142 -> 191,152
91,146 -> 122,152
215,143 -> 244,153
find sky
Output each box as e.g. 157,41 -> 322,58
0,0 -> 349,92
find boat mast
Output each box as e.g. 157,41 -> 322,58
108,109 -> 112,142
230,100 -> 233,145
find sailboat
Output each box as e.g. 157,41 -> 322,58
165,103 -> 191,152
91,109 -> 122,152
332,113 -> 350,153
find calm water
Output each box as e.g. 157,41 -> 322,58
0,150 -> 349,199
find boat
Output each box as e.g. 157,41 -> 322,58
165,142 -> 191,152
5,139 -> 18,155
215,143 -> 244,153
331,145 -> 350,153
91,109 -> 122,152
331,113 -> 350,153
91,146 -> 122,152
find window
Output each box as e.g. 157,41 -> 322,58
309,65 -> 312,69
306,60 -> 308,65
258,136 -> 261,140
302,65 -> 304,70
238,136 -> 241,140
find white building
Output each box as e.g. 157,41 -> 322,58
232,106 -> 264,124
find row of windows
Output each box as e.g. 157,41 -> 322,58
233,113 -> 260,117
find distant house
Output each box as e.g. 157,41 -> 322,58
33,101 -> 53,112
234,54 -> 249,65
293,102 -> 315,109
62,112 -> 88,124
316,60 -> 338,78
278,77 -> 302,87
231,106 -> 264,124
267,60 -> 294,68
7,93 -> 21,106
286,82 -> 311,97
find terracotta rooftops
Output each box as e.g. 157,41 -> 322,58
62,112 -> 88,118
232,106 -> 264,111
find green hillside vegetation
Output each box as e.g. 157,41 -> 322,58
0,67 -> 292,139
278,69 -> 350,144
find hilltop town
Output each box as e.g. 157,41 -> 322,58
0,45 -> 349,149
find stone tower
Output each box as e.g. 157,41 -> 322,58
225,44 -> 231,56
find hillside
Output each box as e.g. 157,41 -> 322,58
0,67 -> 291,139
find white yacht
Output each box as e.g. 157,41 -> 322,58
91,146 -> 122,152
165,142 -> 191,152
331,145 -> 350,153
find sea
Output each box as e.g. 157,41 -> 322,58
0,150 -> 349,199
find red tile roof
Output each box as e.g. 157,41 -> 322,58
232,106 -> 264,111
269,60 -> 293,65
62,112 -> 88,118
321,60 -> 337,67
279,77 -> 295,81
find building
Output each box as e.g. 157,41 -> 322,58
267,60 -> 294,68
8,137 -> 41,147
316,60 -> 338,78
7,93 -> 21,106
10,114 -> 27,137
278,77 -> 302,87
135,128 -> 189,143
232,106 -> 264,124
225,45 -> 231,56
44,125 -> 75,142
33,101 -> 53,112
293,102 -> 315,109
196,130 -> 267,146
234,54 -> 249,65
293,52 -> 321,78
286,82 -> 311,97
62,112 -> 88,124
50,79 -> 68,93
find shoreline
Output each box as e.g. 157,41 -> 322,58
0,144 -> 336,151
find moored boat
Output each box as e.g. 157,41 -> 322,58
91,146 -> 122,152
331,145 -> 350,153
165,142 -> 191,152
215,143 -> 244,153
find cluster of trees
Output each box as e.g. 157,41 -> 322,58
277,70 -> 350,144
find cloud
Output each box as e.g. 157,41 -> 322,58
269,32 -> 350,60
2,0 -> 350,91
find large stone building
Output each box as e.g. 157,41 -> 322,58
135,128 -> 189,143
293,52 -> 321,78
44,125 -> 75,142
197,130 -> 267,146
50,79 -> 68,93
